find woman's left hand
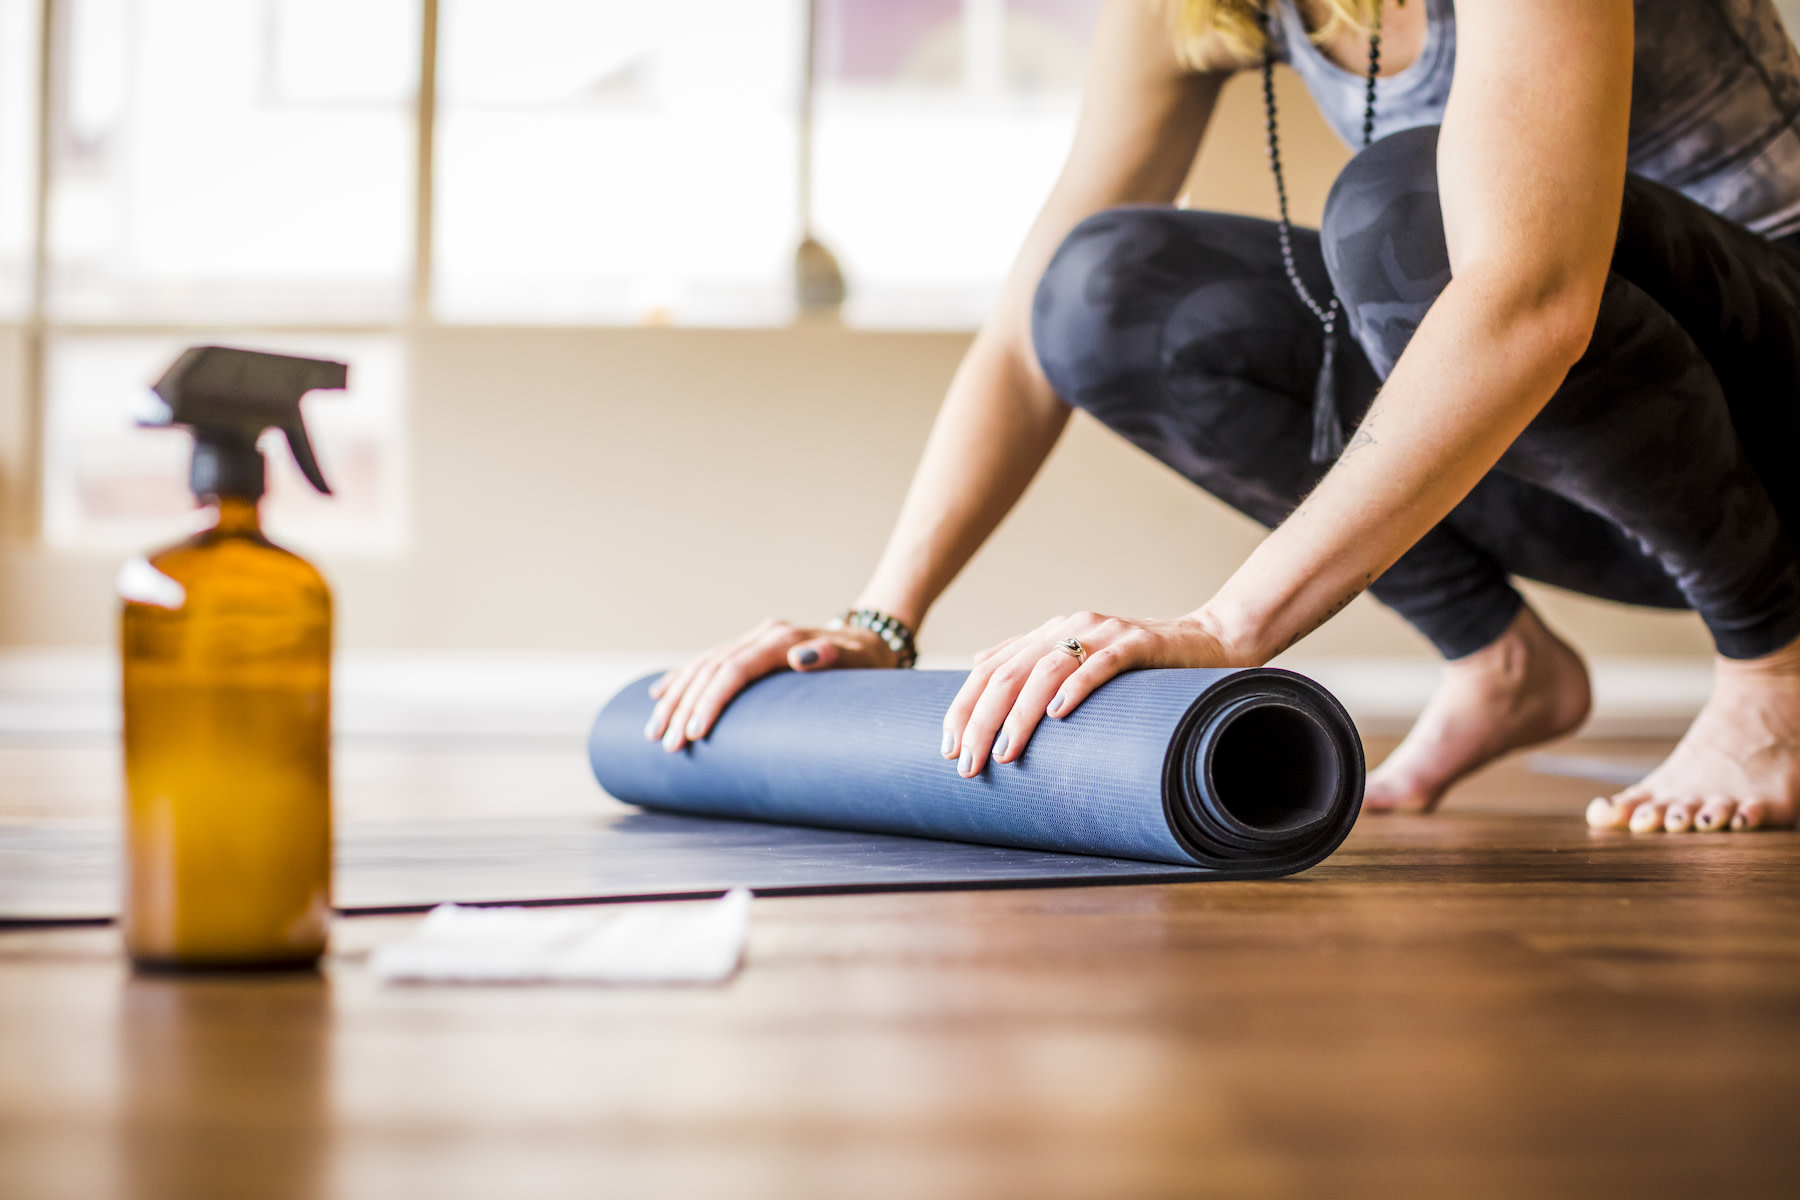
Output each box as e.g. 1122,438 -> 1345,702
942,611 -> 1241,777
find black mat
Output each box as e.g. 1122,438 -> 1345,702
0,810 -> 1218,925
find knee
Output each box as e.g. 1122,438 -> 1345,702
1030,206 -> 1185,409
1319,125 -> 1449,372
1320,125 -> 1443,280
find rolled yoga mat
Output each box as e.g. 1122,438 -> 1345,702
589,667 -> 1365,878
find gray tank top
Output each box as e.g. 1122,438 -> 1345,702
1270,0 -> 1800,237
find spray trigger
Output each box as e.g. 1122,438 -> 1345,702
145,345 -> 348,501
277,415 -> 332,496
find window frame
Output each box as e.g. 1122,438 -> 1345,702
17,0 -> 440,549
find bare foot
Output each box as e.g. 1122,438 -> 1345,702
1586,637 -> 1800,834
1364,606 -> 1592,813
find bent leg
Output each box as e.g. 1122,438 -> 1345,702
1033,204 -> 1545,657
1324,125 -> 1800,829
1324,124 -> 1800,658
1032,205 -> 1362,527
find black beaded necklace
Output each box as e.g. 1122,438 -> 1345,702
1261,0 -> 1384,462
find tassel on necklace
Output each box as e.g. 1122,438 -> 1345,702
1311,326 -> 1346,462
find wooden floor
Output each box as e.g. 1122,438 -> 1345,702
1,738 -> 1796,1200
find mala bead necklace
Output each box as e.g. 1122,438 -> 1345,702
1260,0 -> 1386,463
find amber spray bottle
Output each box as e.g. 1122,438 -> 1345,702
119,346 -> 346,969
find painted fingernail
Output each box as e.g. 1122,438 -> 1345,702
1048,692 -> 1067,717
994,730 -> 1010,759
941,729 -> 956,757
644,717 -> 659,740
797,648 -> 819,666
686,717 -> 704,739
959,747 -> 974,776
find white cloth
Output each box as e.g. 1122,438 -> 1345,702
370,889 -> 750,985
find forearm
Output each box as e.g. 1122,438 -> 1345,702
1195,275 -> 1594,665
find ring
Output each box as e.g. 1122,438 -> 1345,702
1054,637 -> 1087,664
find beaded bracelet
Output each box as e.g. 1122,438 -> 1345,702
829,608 -> 918,669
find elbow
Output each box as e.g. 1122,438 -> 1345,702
1536,280 -> 1606,372
1457,262 -> 1607,377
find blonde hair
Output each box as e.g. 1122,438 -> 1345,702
1159,0 -> 1385,67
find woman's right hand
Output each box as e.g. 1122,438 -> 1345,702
644,618 -> 900,751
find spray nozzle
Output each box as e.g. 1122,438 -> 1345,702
143,345 -> 347,501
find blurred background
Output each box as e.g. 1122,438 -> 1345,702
1,0 -> 1770,713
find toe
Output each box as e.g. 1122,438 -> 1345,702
1730,799 -> 1769,831
1629,800 -> 1668,833
1662,800 -> 1698,833
1362,767 -> 1437,814
1590,788 -> 1650,830
1586,796 -> 1634,830
1693,797 -> 1737,833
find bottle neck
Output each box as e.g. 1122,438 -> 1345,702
208,495 -> 263,536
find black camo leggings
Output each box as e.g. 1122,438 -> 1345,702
1031,125 -> 1800,661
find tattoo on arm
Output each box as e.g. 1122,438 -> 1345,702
1277,571 -> 1375,654
1339,397 -> 1382,458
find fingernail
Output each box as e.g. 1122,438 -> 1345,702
686,717 -> 703,739
663,729 -> 682,751
994,730 -> 1010,759
959,747 -> 973,776
797,648 -> 819,666
1048,692 -> 1066,717
644,717 -> 659,740
941,729 -> 956,757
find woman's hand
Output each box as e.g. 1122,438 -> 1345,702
942,611 -> 1240,777
645,619 -> 898,751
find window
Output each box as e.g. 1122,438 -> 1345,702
47,0 -> 418,323
812,0 -> 1102,328
0,0 -> 38,318
37,0 -> 417,553
431,0 -> 1104,327
23,0 -> 1113,552
432,0 -> 803,326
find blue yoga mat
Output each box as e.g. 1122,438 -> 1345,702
589,668 -> 1365,878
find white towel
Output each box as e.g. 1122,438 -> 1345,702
370,889 -> 750,985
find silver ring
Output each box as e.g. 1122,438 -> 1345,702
1054,636 -> 1087,664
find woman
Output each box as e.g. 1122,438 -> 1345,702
650,0 -> 1800,834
